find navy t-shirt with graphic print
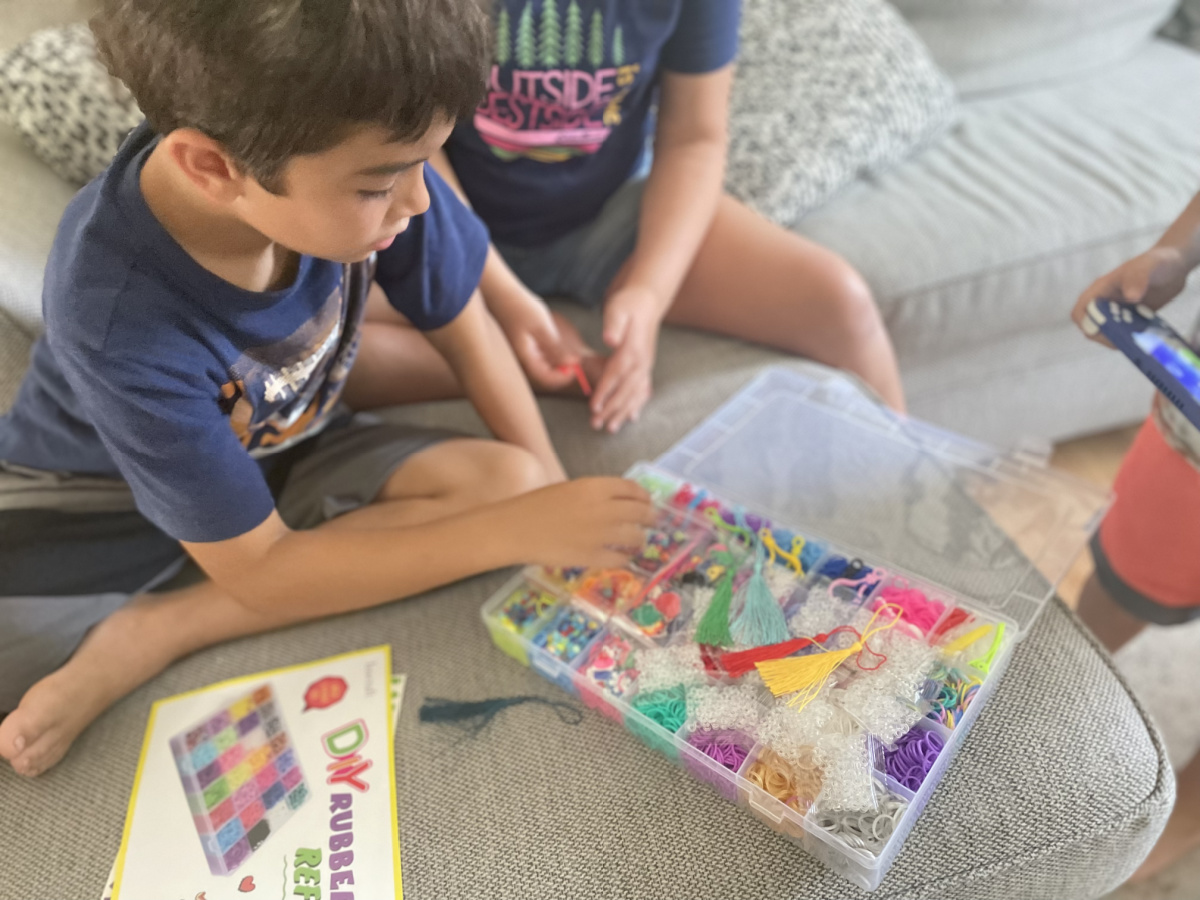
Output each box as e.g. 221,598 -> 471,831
0,123 -> 488,543
445,0 -> 741,247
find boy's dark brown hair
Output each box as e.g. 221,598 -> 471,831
92,0 -> 490,192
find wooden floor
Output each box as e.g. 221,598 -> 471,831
1049,425 -> 1140,607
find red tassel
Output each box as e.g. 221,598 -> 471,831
930,607 -> 971,642
719,625 -> 861,678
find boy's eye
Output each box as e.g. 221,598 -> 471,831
358,185 -> 395,200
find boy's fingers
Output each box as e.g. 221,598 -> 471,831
603,308 -> 632,349
614,523 -> 647,548
601,375 -> 644,433
590,366 -> 626,424
586,477 -> 652,505
593,549 -> 631,570
1121,271 -> 1150,303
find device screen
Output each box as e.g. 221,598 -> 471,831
1133,325 -> 1200,402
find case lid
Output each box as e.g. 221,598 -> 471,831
653,367 -> 1112,637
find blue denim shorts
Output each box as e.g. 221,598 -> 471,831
495,176 -> 647,307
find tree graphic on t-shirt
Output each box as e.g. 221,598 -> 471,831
495,6 -> 512,65
612,24 -> 625,66
564,0 -> 583,67
516,3 -> 536,68
588,8 -> 605,68
539,0 -> 561,66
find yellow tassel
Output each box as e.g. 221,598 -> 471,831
941,624 -> 992,657
756,605 -> 902,712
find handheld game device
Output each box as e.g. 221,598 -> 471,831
1085,298 -> 1200,431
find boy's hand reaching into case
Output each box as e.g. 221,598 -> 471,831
591,285 -> 662,433
503,477 -> 657,570
1072,246 -> 1190,345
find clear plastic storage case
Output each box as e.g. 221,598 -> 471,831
481,367 -> 1111,890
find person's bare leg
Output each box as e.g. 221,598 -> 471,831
662,194 -> 905,412
0,439 -> 545,776
1074,571 -> 1147,654
344,284 -> 596,408
1130,751 -> 1200,881
341,285 -> 463,409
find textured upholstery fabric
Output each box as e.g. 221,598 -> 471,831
0,23 -> 143,185
726,0 -> 957,224
0,361 -> 1174,900
892,0 -> 1177,96
1163,0 -> 1200,51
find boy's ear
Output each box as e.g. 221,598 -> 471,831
161,128 -> 255,203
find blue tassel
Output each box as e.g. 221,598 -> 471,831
419,695 -> 582,738
730,537 -> 790,647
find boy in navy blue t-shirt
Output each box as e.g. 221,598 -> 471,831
0,0 -> 654,777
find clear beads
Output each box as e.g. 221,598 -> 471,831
686,684 -> 764,735
832,629 -> 937,743
759,696 -> 834,765
634,643 -> 708,693
814,732 -> 879,813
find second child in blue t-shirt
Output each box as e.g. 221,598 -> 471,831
0,0 -> 654,778
356,0 -> 906,429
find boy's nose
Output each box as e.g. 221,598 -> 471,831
393,167 -> 431,220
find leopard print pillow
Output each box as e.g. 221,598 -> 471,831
726,0 -> 958,226
0,24 -> 143,185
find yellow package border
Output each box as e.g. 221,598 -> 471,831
111,644 -> 402,900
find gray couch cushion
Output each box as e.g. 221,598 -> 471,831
725,0 -> 957,224
792,40 -> 1200,442
892,0 -> 1177,95
0,305 -> 32,412
0,118 -> 76,334
0,359 -> 1173,898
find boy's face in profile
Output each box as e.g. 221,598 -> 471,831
235,117 -> 455,264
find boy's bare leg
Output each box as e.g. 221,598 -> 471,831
341,290 -> 463,409
343,285 -> 592,409
1074,571 -> 1148,654
662,194 -> 906,412
0,438 -> 545,777
1131,751 -> 1200,881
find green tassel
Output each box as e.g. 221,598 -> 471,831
730,539 -> 790,647
693,556 -> 736,648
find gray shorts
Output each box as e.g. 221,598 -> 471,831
495,175 -> 646,307
0,413 -> 456,710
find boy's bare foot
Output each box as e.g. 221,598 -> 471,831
1128,804 -> 1200,882
0,582 -> 227,777
0,600 -> 171,776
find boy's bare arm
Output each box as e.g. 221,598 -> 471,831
1158,190 -> 1200,270
431,149 -> 584,391
588,65 -> 733,433
183,477 -> 655,619
1072,189 -> 1200,337
425,291 -> 567,481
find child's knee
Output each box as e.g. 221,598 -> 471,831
472,444 -> 550,502
807,259 -> 884,351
